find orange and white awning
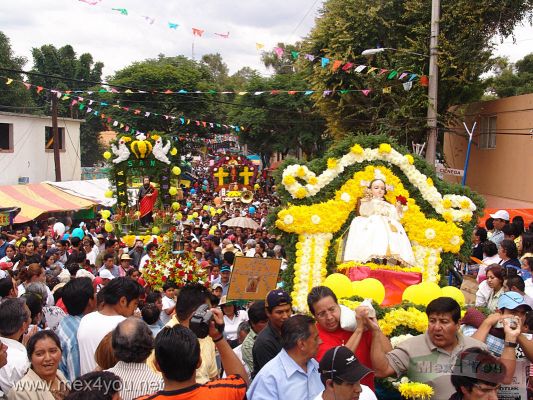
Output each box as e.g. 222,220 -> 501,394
0,183 -> 96,223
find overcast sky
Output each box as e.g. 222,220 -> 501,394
0,0 -> 532,81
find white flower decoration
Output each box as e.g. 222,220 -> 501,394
283,215 -> 294,225
340,192 -> 351,203
311,215 -> 321,225
450,236 -> 461,246
425,228 -> 436,240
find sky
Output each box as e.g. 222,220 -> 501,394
0,0 -> 532,82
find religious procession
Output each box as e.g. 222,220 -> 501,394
1,1 -> 533,400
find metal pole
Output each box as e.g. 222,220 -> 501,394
461,122 -> 476,186
51,96 -> 62,182
425,0 -> 440,166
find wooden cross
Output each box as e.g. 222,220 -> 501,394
214,167 -> 229,186
239,166 -> 254,186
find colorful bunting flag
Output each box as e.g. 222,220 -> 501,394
291,51 -> 300,59
321,57 -> 330,68
168,22 -> 179,29
192,28 -> 204,37
256,43 -> 265,50
382,87 -> 392,94
215,32 -> 230,39
6,78 -> 13,85
274,47 -> 284,58
332,60 -> 343,71
403,81 -> 413,91
143,16 -> 155,25
111,8 -> 128,15
362,89 -> 371,96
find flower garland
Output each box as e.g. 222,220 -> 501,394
281,144 -> 475,222
141,233 -> 208,290
378,307 -> 428,336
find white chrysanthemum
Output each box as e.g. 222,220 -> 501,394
311,215 -> 321,225
283,215 -> 294,225
340,192 -> 351,203
451,236 -> 461,246
425,228 -> 436,240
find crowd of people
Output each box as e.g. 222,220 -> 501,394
0,183 -> 532,400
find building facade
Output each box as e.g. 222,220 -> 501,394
443,93 -> 533,208
0,112 -> 82,185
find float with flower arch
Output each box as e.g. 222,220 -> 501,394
273,136 -> 484,312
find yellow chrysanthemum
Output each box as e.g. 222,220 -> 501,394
296,166 -> 307,177
350,144 -> 364,155
398,382 -> 434,400
379,143 -> 392,153
426,177 -> 434,186
327,158 -> 338,169
405,154 -> 414,164
460,199 -> 471,209
462,214 -> 472,223
294,187 -> 308,198
308,176 -> 318,185
442,212 -> 453,222
442,199 -> 452,209
283,175 -> 296,185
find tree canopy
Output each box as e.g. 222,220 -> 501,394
302,0 -> 533,148
485,53 -> 533,98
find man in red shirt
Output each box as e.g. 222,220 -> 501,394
307,286 -> 392,390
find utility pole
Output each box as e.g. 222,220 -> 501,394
425,0 -> 440,166
51,95 -> 62,181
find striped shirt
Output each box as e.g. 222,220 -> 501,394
57,314 -> 82,382
106,361 -> 163,400
136,375 -> 247,400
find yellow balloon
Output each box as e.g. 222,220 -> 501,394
210,208 -> 216,216
103,151 -> 112,160
209,226 -> 217,235
323,273 -> 353,299
100,210 -> 111,220
192,212 -> 199,218
203,205 -> 209,211
172,166 -> 181,175
354,278 -> 386,305
176,212 -> 183,220
350,281 -> 361,297
170,148 -> 178,156
408,282 -> 443,306
152,226 -> 160,235
254,183 -> 260,190
402,285 -> 418,303
441,286 -> 466,307
172,202 -> 180,210
187,215 -> 194,220
104,190 -> 113,198
104,222 -> 114,233
169,187 -> 178,196
217,209 -> 223,214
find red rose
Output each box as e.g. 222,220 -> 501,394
396,195 -> 407,205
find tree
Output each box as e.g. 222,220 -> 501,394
0,31 -> 34,112
485,53 -> 533,98
302,0 -> 533,148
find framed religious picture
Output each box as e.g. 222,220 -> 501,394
226,256 -> 282,301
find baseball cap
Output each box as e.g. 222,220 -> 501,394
212,282 -> 223,290
220,265 -> 231,273
489,210 -> 510,221
319,346 -> 372,384
265,289 -> 291,309
497,291 -> 532,311
195,246 -> 206,254
99,269 -> 115,280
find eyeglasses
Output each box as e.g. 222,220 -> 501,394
316,305 -> 339,320
473,383 -> 500,394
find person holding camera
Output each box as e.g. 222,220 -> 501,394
137,312 -> 248,400
147,283 -> 218,384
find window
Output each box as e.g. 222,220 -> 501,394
44,126 -> 65,151
0,123 -> 13,151
478,116 -> 497,149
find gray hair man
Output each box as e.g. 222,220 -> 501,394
106,317 -> 163,400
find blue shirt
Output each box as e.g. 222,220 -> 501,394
57,314 -> 82,382
247,349 -> 324,400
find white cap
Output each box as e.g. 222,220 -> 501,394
99,269 -> 115,280
489,210 -> 510,221
76,269 -> 95,281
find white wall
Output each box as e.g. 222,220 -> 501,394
0,112 -> 82,185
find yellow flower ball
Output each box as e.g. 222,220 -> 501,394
442,212 -> 453,222
460,199 -> 471,209
169,187 -> 178,196
405,154 -> 414,164
426,177 -> 434,186
308,176 -> 318,185
283,175 -> 296,185
379,143 -> 392,153
295,187 -> 307,199
350,144 -> 363,155
462,214 -> 472,223
170,148 -> 178,156
327,158 -> 338,169
172,166 -> 181,175
104,190 -> 113,198
103,151 -> 112,160
152,226 -> 160,235
296,167 -> 306,177
442,199 -> 452,209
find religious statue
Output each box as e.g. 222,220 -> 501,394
138,176 -> 158,226
342,170 -> 415,266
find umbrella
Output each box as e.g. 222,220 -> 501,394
222,217 -> 260,230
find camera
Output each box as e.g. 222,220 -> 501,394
189,304 -> 224,339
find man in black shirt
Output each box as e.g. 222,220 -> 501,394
252,289 -> 292,377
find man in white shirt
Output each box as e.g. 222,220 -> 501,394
0,298 -> 31,394
78,277 -> 143,374
315,346 -> 376,400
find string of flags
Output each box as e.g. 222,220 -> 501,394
77,0 -> 230,39
2,77 -> 245,132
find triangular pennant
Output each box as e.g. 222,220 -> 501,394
6,78 -> 13,85
399,72 -> 408,80
341,62 -> 354,71
305,54 -> 316,61
291,51 -> 300,59
354,65 -> 366,73
403,81 -> 413,91
274,47 -> 284,58
362,89 -> 371,96
382,87 -> 392,94
409,73 -> 418,82
256,43 -> 264,50
387,70 -> 398,79
332,60 -> 343,71
367,67 -> 377,74
378,69 -> 389,75
304,90 -> 314,95
192,28 -> 204,37
321,57 -> 330,68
